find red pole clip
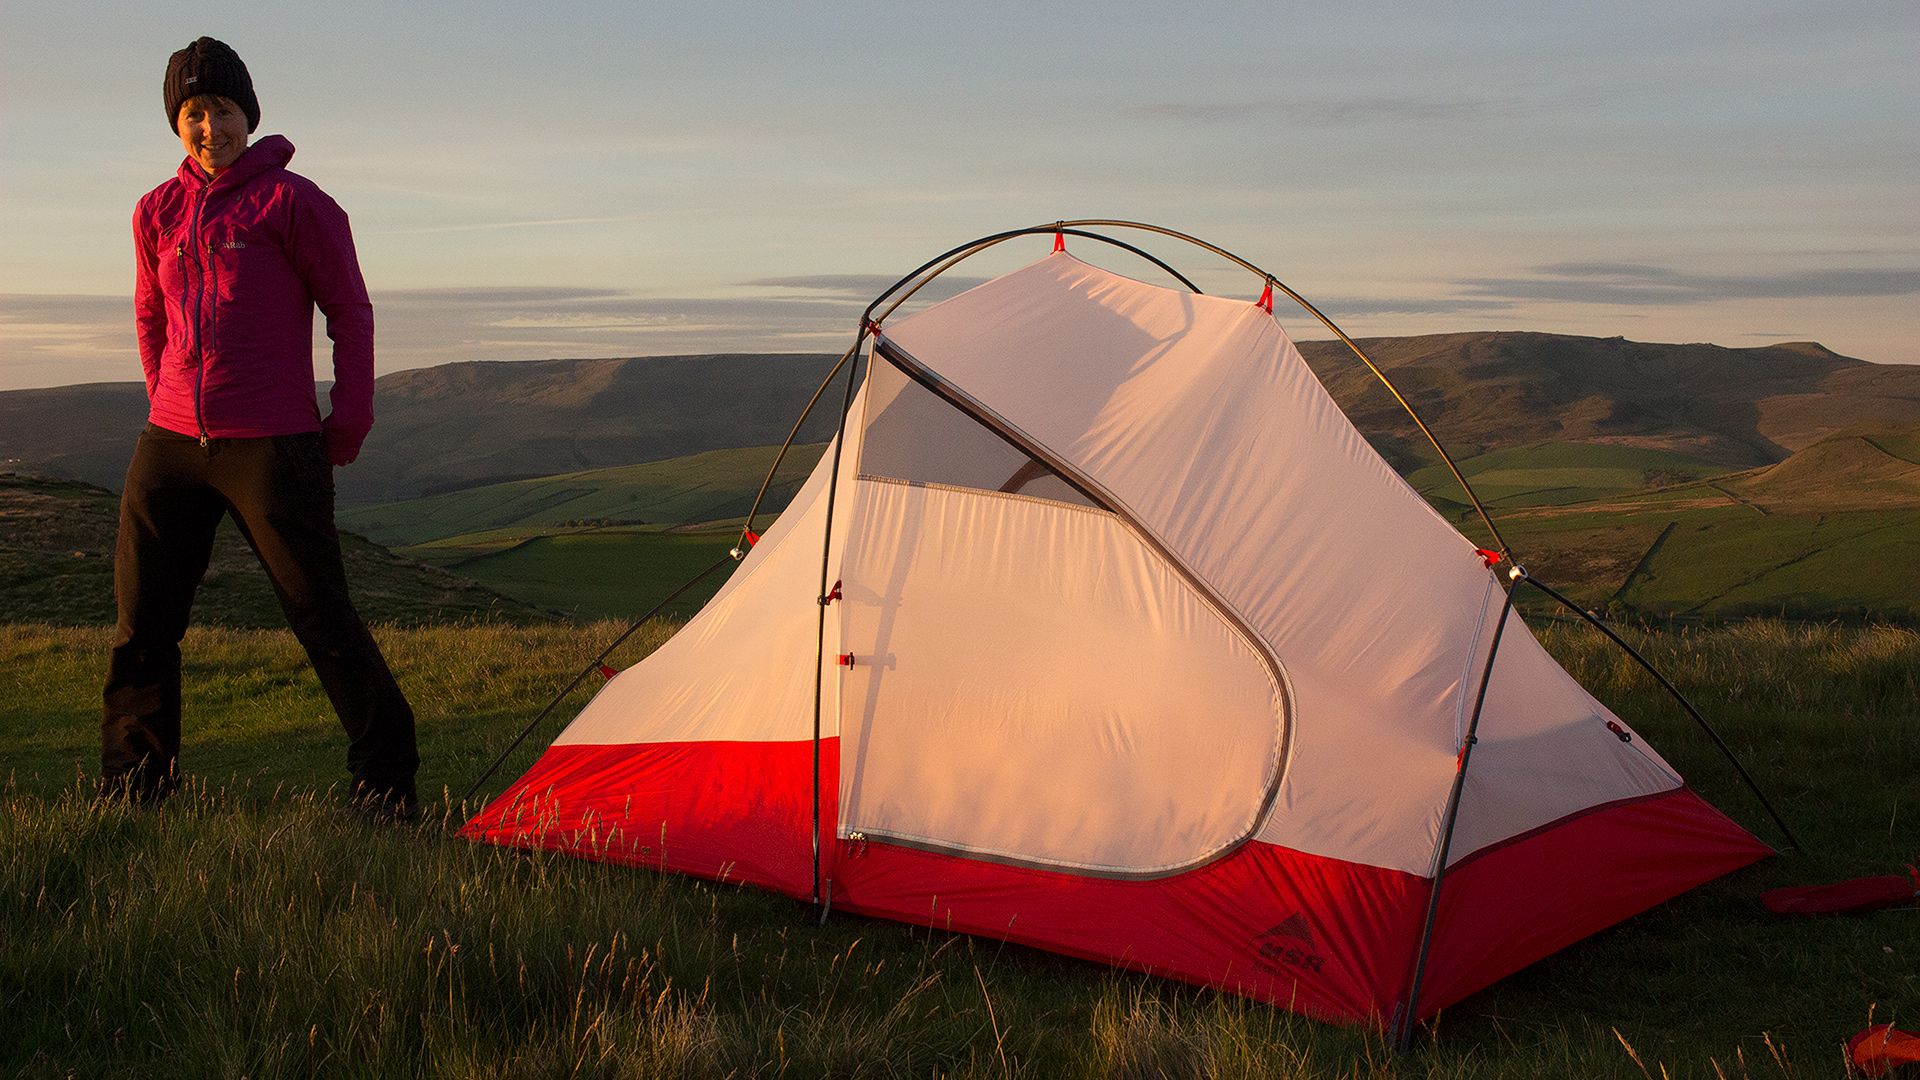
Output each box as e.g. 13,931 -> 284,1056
862,317 -> 883,337
1053,231 -> 1066,253
838,653 -> 855,667
597,663 -> 619,680
1605,721 -> 1633,743
825,580 -> 842,603
1257,279 -> 1274,314
742,528 -> 760,547
1474,548 -> 1503,568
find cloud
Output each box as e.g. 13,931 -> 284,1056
1130,96 -> 1499,127
740,275 -> 991,302
1306,297 -> 1518,318
369,290 -> 869,368
377,215 -> 662,235
0,294 -> 139,389
0,289 -> 867,391
377,287 -> 628,305
1458,264 -> 1920,306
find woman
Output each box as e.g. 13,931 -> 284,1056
101,37 -> 418,821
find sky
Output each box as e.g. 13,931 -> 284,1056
2,0 -> 1916,391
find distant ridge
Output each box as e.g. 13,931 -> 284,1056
1295,332 -> 1920,472
6,336 -> 1916,503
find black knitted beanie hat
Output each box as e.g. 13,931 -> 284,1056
164,37 -> 260,133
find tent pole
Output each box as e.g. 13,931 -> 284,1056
852,220 -> 1513,561
458,553 -> 738,813
1515,571 -> 1802,852
1396,570 -> 1520,1053
808,325 -> 869,910
739,339 -> 863,549
1255,276 -> 1511,560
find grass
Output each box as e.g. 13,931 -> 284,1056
401,533 -> 746,622
1406,443 -> 1736,508
1454,498 -> 1920,624
338,445 -> 827,549
2,618 -> 1915,1077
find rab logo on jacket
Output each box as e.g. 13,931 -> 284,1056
1251,913 -> 1328,976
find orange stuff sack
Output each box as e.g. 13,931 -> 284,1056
1762,866 -> 1919,917
1848,1025 -> 1920,1078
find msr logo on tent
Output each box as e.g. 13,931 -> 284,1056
1251,913 -> 1328,976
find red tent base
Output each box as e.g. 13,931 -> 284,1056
465,740 -> 1770,1025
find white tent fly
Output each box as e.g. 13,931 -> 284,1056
465,223 -> 1778,1037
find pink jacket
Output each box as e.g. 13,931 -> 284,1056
134,135 -> 375,464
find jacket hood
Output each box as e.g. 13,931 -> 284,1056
175,134 -> 295,193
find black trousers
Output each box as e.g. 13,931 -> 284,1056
102,424 -> 418,802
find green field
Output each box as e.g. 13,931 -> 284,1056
404,531 -> 747,622
2,618 -> 1914,1078
1479,494 -> 1920,623
340,444 -> 826,548
1407,442 -> 1737,508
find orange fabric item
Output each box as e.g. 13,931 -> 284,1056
1848,1025 -> 1920,1077
1763,866 -> 1920,916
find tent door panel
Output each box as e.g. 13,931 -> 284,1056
836,478 -> 1286,878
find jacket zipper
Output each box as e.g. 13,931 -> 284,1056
188,185 -> 210,447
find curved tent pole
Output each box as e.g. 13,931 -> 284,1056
1255,274 -> 1511,558
737,337 -> 865,551
1514,570 -> 1802,852
1396,563 -> 1804,1049
843,220 -> 1512,559
807,323 -> 871,911
866,225 -> 1204,325
732,226 -> 1194,549
1395,569 -> 1521,1051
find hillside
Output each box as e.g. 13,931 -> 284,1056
0,353 -> 847,504
1294,334 -> 1920,472
0,474 -> 550,628
344,353 -> 846,502
9,335 -> 1917,505
1722,419 -> 1920,510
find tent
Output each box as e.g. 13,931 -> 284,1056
462,226 -> 1773,1034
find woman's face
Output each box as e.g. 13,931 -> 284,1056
177,96 -> 249,176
